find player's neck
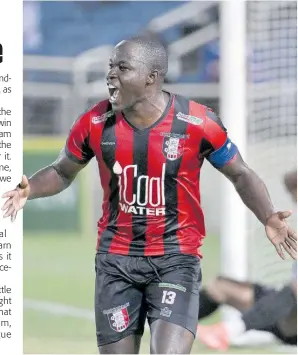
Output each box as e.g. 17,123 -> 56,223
123,90 -> 169,130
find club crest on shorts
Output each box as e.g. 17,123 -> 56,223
160,307 -> 172,317
103,303 -> 130,332
163,136 -> 185,161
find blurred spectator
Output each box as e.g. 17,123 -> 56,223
201,39 -> 219,82
23,1 -> 42,53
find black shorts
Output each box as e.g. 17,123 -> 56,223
253,284 -> 297,345
94,253 -> 202,346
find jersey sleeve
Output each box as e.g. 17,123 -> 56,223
200,107 -> 238,169
65,112 -> 95,165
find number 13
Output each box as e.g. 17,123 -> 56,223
161,290 -> 176,304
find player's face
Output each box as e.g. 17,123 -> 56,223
106,42 -> 151,111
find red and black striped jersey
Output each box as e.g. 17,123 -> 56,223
65,93 -> 238,257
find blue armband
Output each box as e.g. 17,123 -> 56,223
208,138 -> 238,168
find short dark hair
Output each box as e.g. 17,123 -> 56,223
128,35 -> 168,78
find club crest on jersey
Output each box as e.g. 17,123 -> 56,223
163,136 -> 185,161
103,303 -> 130,332
176,112 -> 203,126
92,110 -> 114,124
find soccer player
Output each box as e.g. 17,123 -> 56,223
196,169 -> 297,351
196,266 -> 297,350
2,36 -> 297,354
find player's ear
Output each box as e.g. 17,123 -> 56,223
146,70 -> 158,85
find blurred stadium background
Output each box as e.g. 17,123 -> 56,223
23,1 -> 297,354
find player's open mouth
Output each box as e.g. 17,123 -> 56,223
108,85 -> 120,104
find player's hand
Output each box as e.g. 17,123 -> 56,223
1,175 -> 30,222
265,211 -> 297,260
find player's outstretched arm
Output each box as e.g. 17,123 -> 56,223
219,153 -> 297,260
1,149 -> 86,222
